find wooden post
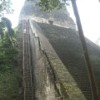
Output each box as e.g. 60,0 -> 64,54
71,0 -> 98,100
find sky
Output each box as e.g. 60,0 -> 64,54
4,0 -> 100,45
67,0 -> 100,44
5,0 -> 25,28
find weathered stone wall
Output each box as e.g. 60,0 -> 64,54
20,0 -> 75,29
29,20 -> 86,100
19,1 -> 100,99
36,22 -> 100,100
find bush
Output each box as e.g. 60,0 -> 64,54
0,34 -> 20,100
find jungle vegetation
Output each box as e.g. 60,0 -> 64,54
0,1 -> 21,100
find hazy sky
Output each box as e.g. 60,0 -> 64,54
68,0 -> 100,44
5,0 -> 25,28
5,0 -> 100,44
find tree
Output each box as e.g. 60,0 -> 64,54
1,17 -> 15,47
36,0 -> 63,12
0,0 -> 13,16
2,17 -> 14,36
0,0 -> 13,39
36,0 -> 98,99
0,21 -> 5,39
0,0 -> 13,40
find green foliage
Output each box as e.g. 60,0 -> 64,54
0,72 -> 19,100
36,0 -> 66,12
27,0 -> 70,12
0,17 -> 19,99
0,30 -> 20,100
0,2 -> 19,100
2,17 -> 14,36
2,17 -> 12,28
0,0 -> 13,16
0,36 -> 17,71
0,17 -> 16,47
0,0 -> 13,40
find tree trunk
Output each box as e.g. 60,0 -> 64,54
71,0 -> 98,100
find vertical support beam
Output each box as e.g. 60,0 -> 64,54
71,0 -> 98,100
